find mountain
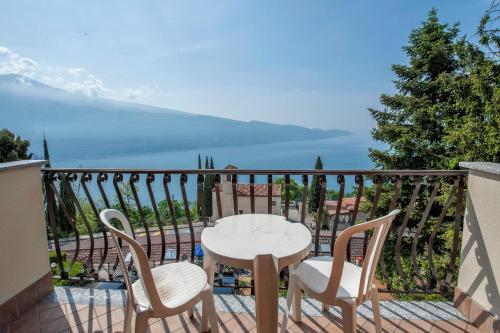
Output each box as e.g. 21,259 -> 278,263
0,74 -> 351,160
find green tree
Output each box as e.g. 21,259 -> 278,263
273,177 -> 302,201
0,129 -> 32,162
308,156 -> 323,214
478,0 -> 499,58
158,199 -> 184,222
369,8 -> 499,169
367,8 -> 499,298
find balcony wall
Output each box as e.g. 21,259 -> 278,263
0,160 -> 53,327
456,162 -> 500,332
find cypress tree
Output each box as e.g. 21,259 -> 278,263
308,156 -> 323,214
56,176 -> 76,236
43,134 -> 51,167
197,154 -> 202,209
204,156 -> 214,217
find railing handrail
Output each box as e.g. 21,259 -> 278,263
42,167 -> 468,176
42,167 -> 467,296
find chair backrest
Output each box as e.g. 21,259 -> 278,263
327,210 -> 400,301
99,209 -> 162,310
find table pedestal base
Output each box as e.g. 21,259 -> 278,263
254,254 -> 279,333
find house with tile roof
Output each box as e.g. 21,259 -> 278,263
212,165 -> 282,218
324,197 -> 367,231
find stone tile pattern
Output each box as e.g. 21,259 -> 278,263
454,287 -> 499,333
0,272 -> 53,330
1,286 -> 482,333
2,299 -> 481,333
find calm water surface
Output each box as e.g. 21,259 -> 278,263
52,134 -> 381,201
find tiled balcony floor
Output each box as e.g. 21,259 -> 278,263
4,287 -> 479,333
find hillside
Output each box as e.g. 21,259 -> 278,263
0,74 -> 351,159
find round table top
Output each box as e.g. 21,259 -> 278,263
201,214 -> 312,269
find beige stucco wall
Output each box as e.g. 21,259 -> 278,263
0,161 -> 50,304
212,179 -> 281,219
458,165 -> 500,319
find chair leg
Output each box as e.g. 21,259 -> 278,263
202,290 -> 219,333
123,298 -> 133,333
371,288 -> 382,333
134,312 -> 150,333
289,278 -> 302,323
322,303 -> 329,312
339,302 -> 357,333
187,307 -> 194,319
280,281 -> 294,333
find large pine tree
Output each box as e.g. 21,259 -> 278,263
366,8 -> 499,293
369,8 -> 499,169
369,9 -> 461,169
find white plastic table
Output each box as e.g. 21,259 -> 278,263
201,214 -> 312,333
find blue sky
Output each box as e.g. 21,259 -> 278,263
0,0 -> 491,132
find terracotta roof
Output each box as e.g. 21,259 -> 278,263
236,184 -> 281,197
213,184 -> 281,197
324,197 -> 359,216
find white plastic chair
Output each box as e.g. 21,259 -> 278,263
99,209 -> 219,333
282,210 -> 400,333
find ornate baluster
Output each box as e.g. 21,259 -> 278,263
52,173 -> 80,273
146,173 -> 166,265
345,175 -> 364,260
444,175 -> 465,291
214,174 -> 222,219
130,173 -> 151,259
284,175 -> 290,220
300,175 -> 308,224
232,174 -> 238,215
250,174 -> 255,214
163,174 -> 180,262
428,177 -> 459,291
268,175 -> 273,214
44,172 -> 66,279
364,175 -> 383,256
97,173 -> 117,277
113,173 -> 134,272
180,174 -> 195,262
197,174 -> 207,226
65,173 -> 95,273
315,175 -> 327,256
81,173 -> 108,273
330,175 -> 345,254
412,176 -> 440,289
395,176 -> 421,291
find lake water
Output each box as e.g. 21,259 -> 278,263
52,133 -> 381,201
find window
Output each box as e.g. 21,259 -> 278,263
272,201 -> 276,206
239,209 -> 244,214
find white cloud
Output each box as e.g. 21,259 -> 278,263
0,46 -> 38,75
0,46 -> 156,101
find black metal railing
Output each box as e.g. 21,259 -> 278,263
42,168 -> 467,296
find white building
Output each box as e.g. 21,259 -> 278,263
212,165 -> 282,219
